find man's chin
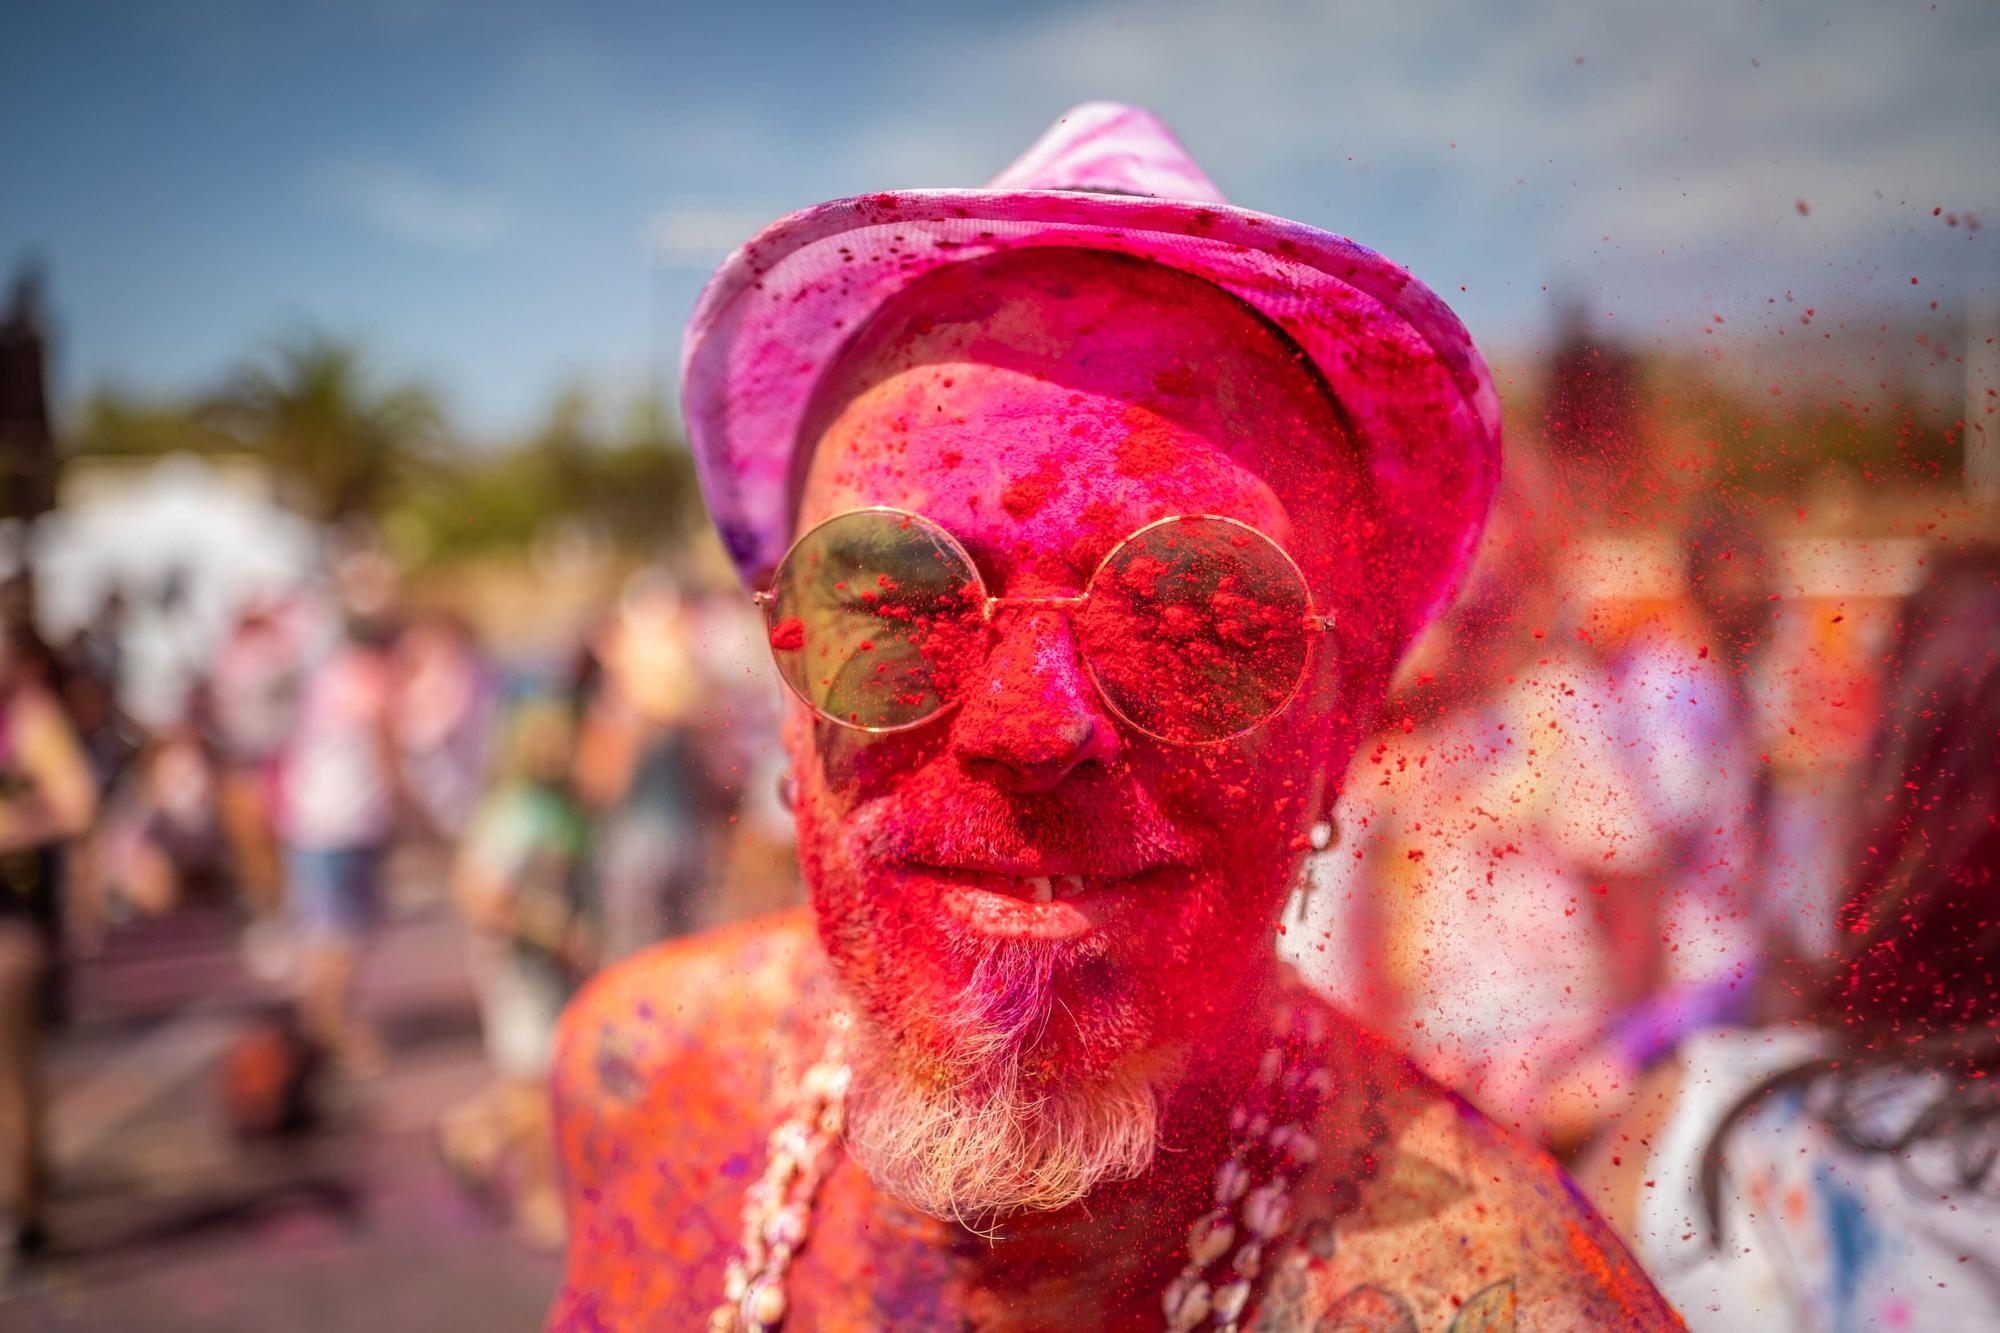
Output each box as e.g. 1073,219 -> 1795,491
844,1013 -> 1164,1224
813,921 -> 1170,1221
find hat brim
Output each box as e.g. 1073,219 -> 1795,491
682,188 -> 1501,648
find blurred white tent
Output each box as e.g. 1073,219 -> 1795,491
25,454 -> 321,727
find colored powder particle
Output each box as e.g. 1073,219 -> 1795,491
769,617 -> 806,652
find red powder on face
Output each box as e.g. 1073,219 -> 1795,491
906,581 -> 987,701
1000,458 -> 1064,519
1115,404 -> 1184,478
769,617 -> 806,652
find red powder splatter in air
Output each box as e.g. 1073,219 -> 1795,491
769,617 -> 805,651
1795,198 -> 1811,216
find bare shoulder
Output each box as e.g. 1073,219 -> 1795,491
1265,1004 -> 1683,1331
548,909 -> 834,1331
551,907 -> 827,1152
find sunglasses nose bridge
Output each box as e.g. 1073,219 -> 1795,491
952,600 -> 1121,789
982,594 -> 1088,622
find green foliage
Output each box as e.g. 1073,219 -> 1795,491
67,390 -> 231,458
1656,362 -> 1960,496
392,383 -> 703,563
61,331 -> 708,567
204,333 -> 443,521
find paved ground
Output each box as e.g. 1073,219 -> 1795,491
2,887 -> 562,1330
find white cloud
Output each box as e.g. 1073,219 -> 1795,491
797,0 -> 1997,339
646,205 -> 792,266
316,159 -> 510,250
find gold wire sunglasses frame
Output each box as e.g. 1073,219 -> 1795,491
752,506 -> 1337,745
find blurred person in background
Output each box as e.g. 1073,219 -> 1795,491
46,589 -> 138,959
279,554 -> 403,1077
211,599 -> 307,931
0,574 -> 61,695
1578,548 -> 2000,1331
58,586 -> 138,792
1297,479 -> 1775,1151
0,620 -> 97,1257
1294,465 -> 1673,1147
1543,507 -> 1777,1113
683,587 -> 799,927
393,607 -> 497,848
573,569 -> 713,960
438,699 -> 592,1250
81,724 -> 229,924
1751,541 -> 1886,966
0,579 -> 80,1033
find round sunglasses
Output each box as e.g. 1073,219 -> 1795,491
753,507 -> 1336,746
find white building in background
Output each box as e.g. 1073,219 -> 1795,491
21,453 -> 322,727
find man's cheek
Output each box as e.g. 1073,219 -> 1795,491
810,720 -> 942,798
1148,747 -> 1283,835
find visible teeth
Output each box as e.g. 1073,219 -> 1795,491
1025,876 -> 1054,903
1057,874 -> 1087,900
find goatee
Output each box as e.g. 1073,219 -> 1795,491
843,938 -> 1160,1225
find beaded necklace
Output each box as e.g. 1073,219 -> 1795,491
710,1001 -> 1386,1331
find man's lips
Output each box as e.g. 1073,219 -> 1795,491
923,865 -> 1104,902
902,862 -> 1175,941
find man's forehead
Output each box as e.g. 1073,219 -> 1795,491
790,250 -> 1359,587
799,360 -> 1295,578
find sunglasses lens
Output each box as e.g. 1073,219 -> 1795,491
765,510 -> 986,729
1079,516 -> 1314,743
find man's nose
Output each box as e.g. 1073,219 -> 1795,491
950,611 -> 1122,792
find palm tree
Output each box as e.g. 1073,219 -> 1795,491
208,334 -> 442,521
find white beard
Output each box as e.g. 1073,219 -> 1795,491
843,941 -> 1160,1225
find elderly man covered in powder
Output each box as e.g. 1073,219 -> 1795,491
549,105 -> 1679,1332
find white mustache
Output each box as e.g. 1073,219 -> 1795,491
845,784 -> 1198,881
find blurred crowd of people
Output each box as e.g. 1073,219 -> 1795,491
1290,469 -> 2000,1327
0,535 -> 796,1260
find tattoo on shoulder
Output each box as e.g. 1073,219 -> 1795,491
1316,1285 -> 1419,1332
1252,1275 -> 1518,1332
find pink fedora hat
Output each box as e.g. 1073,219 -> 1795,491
682,102 -> 1501,651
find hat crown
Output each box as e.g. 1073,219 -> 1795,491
987,102 -> 1227,204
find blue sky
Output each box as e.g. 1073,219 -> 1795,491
3,0 -> 1994,440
